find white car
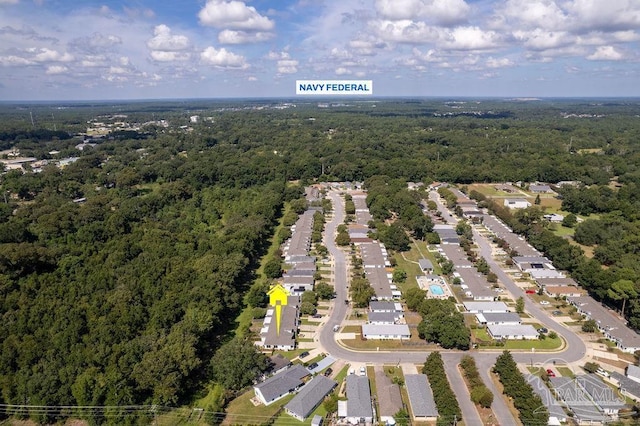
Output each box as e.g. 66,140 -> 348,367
539,300 -> 550,305
359,366 -> 366,376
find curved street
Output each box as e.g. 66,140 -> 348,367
319,189 -> 589,425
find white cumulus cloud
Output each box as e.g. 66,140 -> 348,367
200,46 -> 248,69
218,29 -> 273,44
198,0 -> 274,31
33,48 -> 74,62
587,45 -> 624,60
375,0 -> 470,25
147,25 -> 190,51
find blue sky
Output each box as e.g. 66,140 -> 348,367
0,0 -> 639,100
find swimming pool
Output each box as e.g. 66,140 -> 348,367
429,284 -> 445,296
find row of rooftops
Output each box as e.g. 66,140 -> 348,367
568,295 -> 640,352
347,191 -> 402,301
455,188 -> 640,353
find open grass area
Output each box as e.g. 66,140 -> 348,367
224,388 -> 295,425
341,337 -> 439,351
556,366 -> 576,378
503,336 -> 562,351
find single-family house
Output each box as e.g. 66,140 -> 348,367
463,301 -> 510,313
375,370 -> 403,426
339,375 -> 373,424
504,199 -> 531,209
475,312 -> 522,325
254,364 -> 310,405
284,375 -> 337,421
487,324 -> 539,340
404,374 -> 438,422
362,324 -> 410,340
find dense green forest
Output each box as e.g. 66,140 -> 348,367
1,98 -> 640,422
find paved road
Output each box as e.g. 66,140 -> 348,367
472,226 -> 588,366
442,354 -> 483,425
318,190 -> 588,425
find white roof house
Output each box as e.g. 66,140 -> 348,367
488,324 -> 539,340
362,324 -> 410,340
463,301 -> 510,313
504,198 -> 531,209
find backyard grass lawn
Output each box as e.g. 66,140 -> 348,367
473,328 -> 492,342
272,403 -> 328,426
224,389 -> 295,425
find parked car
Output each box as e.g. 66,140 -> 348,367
552,310 -> 563,316
299,351 -> 309,359
546,369 -> 556,377
307,362 -> 318,370
538,327 -> 548,334
312,313 -> 322,318
526,289 -> 536,294
324,368 -> 333,377
539,300 -> 550,305
359,366 -> 366,376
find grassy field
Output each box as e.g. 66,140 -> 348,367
503,336 -> 562,351
224,388 -> 295,425
556,366 -> 576,378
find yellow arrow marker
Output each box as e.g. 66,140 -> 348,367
267,283 -> 290,335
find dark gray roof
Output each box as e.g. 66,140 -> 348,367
526,375 -> 567,421
255,364 -> 309,403
346,375 -> 373,418
548,376 -> 605,422
283,275 -> 315,285
261,304 -> 298,348
268,354 -> 291,373
576,374 -> 625,410
418,259 -> 433,270
405,374 -> 438,418
568,295 -> 640,351
476,312 -> 521,324
367,311 -> 397,324
284,375 -> 337,420
611,371 -> 640,399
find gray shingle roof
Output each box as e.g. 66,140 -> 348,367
405,374 -> 438,418
526,374 -> 567,421
284,375 -> 337,420
345,375 -> 373,418
255,364 -> 309,403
